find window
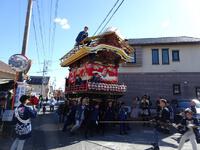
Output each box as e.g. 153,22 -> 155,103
152,49 -> 159,64
173,84 -> 181,95
162,48 -> 169,64
172,50 -> 180,61
196,87 -> 200,99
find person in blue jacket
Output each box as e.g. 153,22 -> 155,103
118,102 -> 128,135
70,99 -> 88,135
10,95 -> 37,150
75,26 -> 89,47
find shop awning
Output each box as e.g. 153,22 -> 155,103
0,60 -> 16,80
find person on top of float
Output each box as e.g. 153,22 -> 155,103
75,26 -> 89,47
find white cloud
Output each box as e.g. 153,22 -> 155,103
161,19 -> 170,28
54,17 -> 70,30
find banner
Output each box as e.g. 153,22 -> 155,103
68,62 -> 118,84
14,82 -> 26,107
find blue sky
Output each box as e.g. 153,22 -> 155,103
1,0 -> 200,89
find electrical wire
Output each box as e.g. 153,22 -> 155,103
50,0 -> 59,62
98,0 -> 125,34
93,0 -> 120,36
18,0 -> 21,49
48,0 -> 53,64
32,12 -> 41,65
40,0 -> 48,56
36,0 -> 46,58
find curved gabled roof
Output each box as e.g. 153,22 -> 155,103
60,32 -> 133,67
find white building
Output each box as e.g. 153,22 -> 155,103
119,36 -> 200,103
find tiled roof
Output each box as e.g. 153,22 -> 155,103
128,36 -> 200,46
0,60 -> 16,75
27,76 -> 50,85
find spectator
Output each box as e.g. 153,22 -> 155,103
62,100 -> 77,132
140,95 -> 151,126
10,95 -> 37,150
118,102 -> 128,135
57,103 -> 65,123
70,99 -> 88,135
130,97 -> 140,119
190,99 -> 197,115
91,103 -> 100,134
42,104 -> 46,114
156,99 -> 170,134
49,98 -> 55,112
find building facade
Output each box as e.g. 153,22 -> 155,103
27,76 -> 50,98
119,36 -> 200,104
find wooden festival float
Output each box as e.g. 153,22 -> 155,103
60,31 -> 133,101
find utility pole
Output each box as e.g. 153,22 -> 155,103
19,0 -> 33,81
41,60 -> 48,97
21,0 -> 33,55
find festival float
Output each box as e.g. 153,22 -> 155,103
60,31 -> 133,101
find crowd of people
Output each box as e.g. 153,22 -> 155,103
9,94 -> 200,150
55,95 -> 199,150
57,98 -> 130,138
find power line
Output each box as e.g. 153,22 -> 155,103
51,0 -> 59,57
32,12 -> 41,65
35,0 -> 46,59
18,0 -> 21,49
50,0 -> 59,62
98,0 -> 125,34
48,0 -> 53,62
93,0 -> 120,36
40,0 -> 48,56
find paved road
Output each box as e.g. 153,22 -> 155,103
1,107 -> 199,150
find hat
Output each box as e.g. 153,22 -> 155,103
184,108 -> 193,114
19,95 -> 30,104
160,99 -> 167,105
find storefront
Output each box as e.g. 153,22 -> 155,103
0,60 -> 16,136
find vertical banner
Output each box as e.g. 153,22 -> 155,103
14,82 -> 26,107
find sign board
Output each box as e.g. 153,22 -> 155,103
8,54 -> 29,72
14,82 -> 26,107
2,110 -> 14,121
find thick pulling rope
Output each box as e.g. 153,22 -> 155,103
99,120 -> 200,128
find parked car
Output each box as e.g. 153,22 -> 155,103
174,99 -> 200,122
174,99 -> 200,143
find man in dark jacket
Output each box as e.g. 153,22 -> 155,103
70,99 -> 88,134
75,26 -> 88,46
118,102 -> 128,135
10,95 -> 37,150
151,99 -> 170,150
157,99 -> 170,134
62,101 -> 77,132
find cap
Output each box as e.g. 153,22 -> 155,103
184,108 -> 193,114
160,99 -> 167,105
19,95 -> 30,104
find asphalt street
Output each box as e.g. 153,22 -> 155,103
0,107 -> 199,150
